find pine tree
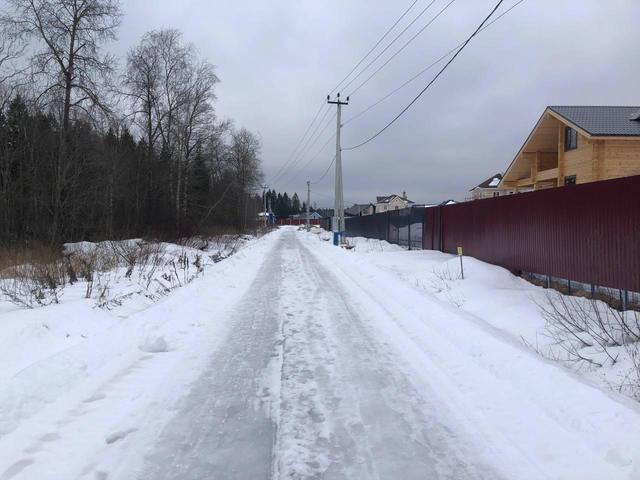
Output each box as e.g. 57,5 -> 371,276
292,193 -> 301,214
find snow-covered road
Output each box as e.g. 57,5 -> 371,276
137,230 -> 499,479
1,228 -> 640,479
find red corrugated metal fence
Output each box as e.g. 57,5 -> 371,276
277,218 -> 321,226
423,175 -> 640,292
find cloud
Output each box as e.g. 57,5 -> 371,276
113,0 -> 640,205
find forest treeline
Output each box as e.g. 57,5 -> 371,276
264,190 -> 318,219
0,0 -> 264,246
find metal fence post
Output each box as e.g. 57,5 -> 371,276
407,209 -> 411,251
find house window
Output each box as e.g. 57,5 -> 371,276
492,191 -> 500,197
564,127 -> 578,151
564,175 -> 577,186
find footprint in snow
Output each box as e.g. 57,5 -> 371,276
84,393 -> 107,403
39,432 -> 61,442
105,428 -> 138,445
139,336 -> 170,353
0,458 -> 34,480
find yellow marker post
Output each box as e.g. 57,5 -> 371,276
457,246 -> 464,280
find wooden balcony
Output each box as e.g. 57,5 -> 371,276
536,167 -> 559,182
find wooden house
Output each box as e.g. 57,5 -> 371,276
500,106 -> 640,191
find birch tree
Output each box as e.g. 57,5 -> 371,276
125,29 -> 218,233
2,0 -> 122,241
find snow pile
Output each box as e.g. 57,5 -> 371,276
139,336 -> 170,353
345,236 -> 405,253
305,225 -> 331,242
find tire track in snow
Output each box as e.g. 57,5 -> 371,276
135,235 -> 286,480
273,231 -> 502,479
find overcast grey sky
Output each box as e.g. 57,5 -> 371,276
114,0 -> 638,206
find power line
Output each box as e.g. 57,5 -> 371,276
344,0 -> 506,151
311,156 -> 336,184
275,113 -> 336,187
340,0 -> 439,95
271,105 -> 333,185
329,0 -> 421,95
274,0 -> 423,188
268,100 -> 327,184
344,0 -> 527,126
281,130 -> 337,188
346,0 -> 457,98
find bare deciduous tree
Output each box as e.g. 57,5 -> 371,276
124,29 -> 219,232
229,128 -> 263,230
0,14 -> 263,245
4,0 -> 122,126
2,0 -> 122,241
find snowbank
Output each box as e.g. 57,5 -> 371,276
345,236 -> 405,253
305,230 -> 640,402
0,234 -> 260,439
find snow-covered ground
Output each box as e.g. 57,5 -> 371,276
0,227 -> 639,479
344,234 -> 640,401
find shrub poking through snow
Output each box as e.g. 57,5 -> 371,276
0,247 -> 67,308
536,292 -> 640,399
0,236 -> 252,311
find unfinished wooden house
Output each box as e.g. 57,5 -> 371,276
500,106 -> 640,191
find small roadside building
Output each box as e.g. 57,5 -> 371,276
500,106 -> 640,191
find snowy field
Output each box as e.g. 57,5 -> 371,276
0,227 -> 639,479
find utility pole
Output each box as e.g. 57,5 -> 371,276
306,180 -> 311,232
261,184 -> 268,226
327,93 -> 349,246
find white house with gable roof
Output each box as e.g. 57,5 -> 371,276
374,192 -> 414,212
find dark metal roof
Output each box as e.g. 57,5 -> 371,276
345,204 -> 373,216
375,194 -> 414,204
548,106 -> 640,136
471,173 -> 503,191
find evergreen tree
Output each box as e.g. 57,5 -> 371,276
291,193 -> 301,214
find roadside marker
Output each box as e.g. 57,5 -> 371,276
457,246 -> 464,280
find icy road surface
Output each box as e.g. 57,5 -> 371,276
1,228 -> 639,479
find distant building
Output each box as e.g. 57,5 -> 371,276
467,173 -> 516,200
345,203 -> 375,217
315,208 -> 334,219
291,211 -> 322,220
257,211 -> 275,225
374,192 -> 414,213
